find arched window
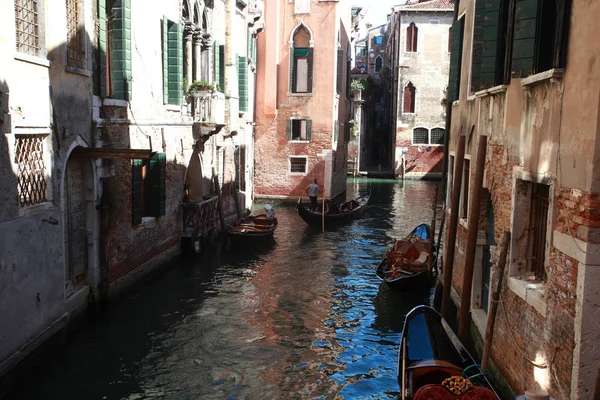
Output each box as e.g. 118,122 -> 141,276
406,22 -> 418,52
431,128 -> 445,144
403,82 -> 416,113
290,23 -> 314,93
413,127 -> 429,144
375,55 -> 383,72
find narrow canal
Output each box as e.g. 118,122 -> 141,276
7,179 -> 443,400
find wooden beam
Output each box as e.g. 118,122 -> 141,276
458,135 -> 488,341
441,132 -> 465,318
70,147 -> 154,160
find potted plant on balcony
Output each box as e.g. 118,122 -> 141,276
188,80 -> 214,97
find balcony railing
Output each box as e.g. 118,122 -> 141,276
192,92 -> 225,125
181,195 -> 220,238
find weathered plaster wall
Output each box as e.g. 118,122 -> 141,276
395,10 -> 452,178
444,0 -> 600,398
255,0 -> 351,200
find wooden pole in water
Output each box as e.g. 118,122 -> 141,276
322,170 -> 326,233
481,231 -> 510,372
458,135 -> 488,342
212,166 -> 226,234
428,185 -> 438,273
441,132 -> 465,318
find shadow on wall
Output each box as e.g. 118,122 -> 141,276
0,79 -> 19,224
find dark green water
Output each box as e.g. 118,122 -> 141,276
6,178 -> 442,400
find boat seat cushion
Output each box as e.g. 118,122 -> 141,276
413,384 -> 497,399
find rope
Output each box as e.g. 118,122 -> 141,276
500,293 -> 547,369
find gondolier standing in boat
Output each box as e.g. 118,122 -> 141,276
305,178 -> 323,211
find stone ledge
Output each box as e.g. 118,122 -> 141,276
553,229 -> 600,265
521,68 -> 564,87
507,277 -> 547,316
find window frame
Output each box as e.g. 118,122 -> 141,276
66,0 -> 86,71
403,82 -> 416,114
459,156 -> 471,222
15,133 -> 49,208
14,0 -> 46,59
291,47 -> 313,94
288,156 -> 308,175
132,153 -> 166,225
412,127 -> 429,145
405,22 -> 418,53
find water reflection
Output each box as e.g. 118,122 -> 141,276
6,178 -> 442,400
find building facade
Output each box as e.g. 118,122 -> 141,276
444,0 -> 600,398
0,0 -> 263,381
253,0 -> 353,202
387,0 -> 453,179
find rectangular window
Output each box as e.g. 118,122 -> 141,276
430,128 -> 445,145
15,0 -> 42,57
132,153 -> 166,225
511,0 -> 570,78
163,16 -> 183,105
447,155 -> 455,206
294,0 -> 310,14
291,47 -> 313,93
336,48 -> 344,94
236,145 -> 246,192
288,119 -> 312,141
66,0 -> 85,69
528,182 -> 549,280
289,157 -> 307,174
461,159 -> 471,219
16,135 -> 48,207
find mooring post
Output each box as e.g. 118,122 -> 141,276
458,135 -> 488,341
441,132 -> 465,318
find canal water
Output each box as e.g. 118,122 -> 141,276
7,178 -> 443,400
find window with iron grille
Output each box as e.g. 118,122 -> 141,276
430,128 -> 445,145
413,127 -> 428,145
528,182 -> 549,281
15,0 -> 41,57
15,135 -> 47,207
66,0 -> 84,69
289,157 -> 307,174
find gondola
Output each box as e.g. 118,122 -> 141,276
376,223 -> 436,293
398,305 -> 499,399
296,190 -> 371,228
227,213 -> 278,244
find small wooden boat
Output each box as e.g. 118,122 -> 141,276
296,190 -> 371,228
398,305 -> 499,399
227,214 -> 278,244
376,223 -> 436,293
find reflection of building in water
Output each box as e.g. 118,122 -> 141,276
243,252 -> 345,397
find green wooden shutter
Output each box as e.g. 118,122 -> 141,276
98,0 -> 107,97
148,152 -> 166,218
334,120 -> 339,142
238,56 -> 248,111
511,0 -> 539,78
471,0 -> 485,92
448,18 -> 465,103
336,48 -> 343,94
132,159 -> 143,225
289,47 -> 295,93
162,17 -> 169,104
219,45 -> 225,93
286,119 -> 292,140
214,40 -> 220,90
307,48 -> 314,93
481,0 -> 502,88
167,22 -> 183,105
306,119 -> 312,141
110,0 -> 132,101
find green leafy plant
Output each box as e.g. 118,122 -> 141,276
188,80 -> 214,93
350,79 -> 365,92
182,77 -> 189,93
349,119 -> 359,137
